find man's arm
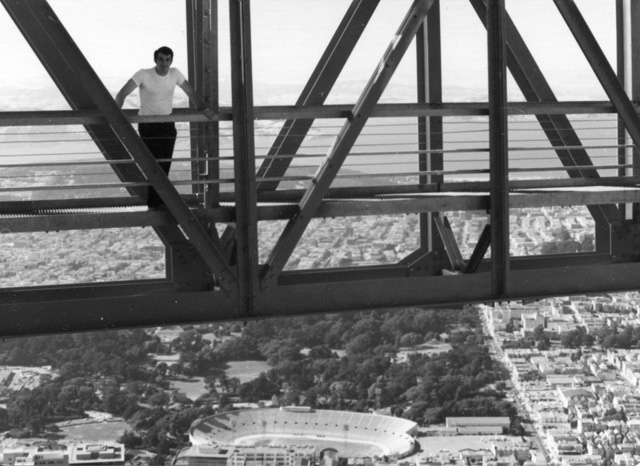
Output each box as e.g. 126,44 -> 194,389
179,80 -> 214,119
115,79 -> 138,108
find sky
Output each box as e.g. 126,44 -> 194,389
0,0 -> 619,108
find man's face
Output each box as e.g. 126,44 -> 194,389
155,52 -> 173,75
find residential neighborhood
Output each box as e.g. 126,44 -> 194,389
483,294 -> 640,466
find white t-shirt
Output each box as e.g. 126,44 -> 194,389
131,67 -> 186,116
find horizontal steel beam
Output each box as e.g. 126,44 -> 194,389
0,175 -> 637,214
0,195 -> 200,213
231,175 -> 640,202
279,252 -> 614,285
1,280 -> 175,305
2,185 -> 640,232
1,101 -> 637,126
0,210 -> 177,233
2,260 -> 640,337
209,188 -> 640,221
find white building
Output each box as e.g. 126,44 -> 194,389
1,449 -> 68,466
68,444 -> 124,466
175,445 -> 315,466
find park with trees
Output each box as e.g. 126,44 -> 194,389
0,305 -> 516,455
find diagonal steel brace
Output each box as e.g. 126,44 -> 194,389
222,0 -> 380,274
2,0 -> 219,286
433,216 -> 466,273
1,0 -> 147,196
2,0 -> 238,294
222,0 -> 381,267
554,0 -> 640,152
469,0 -> 621,234
255,0 -> 381,192
465,224 -> 492,274
262,0 -> 436,288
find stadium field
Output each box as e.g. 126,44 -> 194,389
190,408 -> 417,459
234,434 -> 387,457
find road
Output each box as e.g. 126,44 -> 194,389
480,310 -> 552,463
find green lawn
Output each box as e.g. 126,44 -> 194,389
170,377 -> 207,401
225,361 -> 271,383
57,421 -> 130,442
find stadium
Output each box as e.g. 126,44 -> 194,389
188,407 -> 418,459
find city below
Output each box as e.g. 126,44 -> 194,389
0,203 -> 594,288
2,292 -> 640,466
0,198 -> 628,466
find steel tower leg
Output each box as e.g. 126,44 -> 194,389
221,0 -> 381,271
229,0 -> 260,314
617,0 -> 627,218
488,0 -> 509,296
187,0 -> 220,207
416,0 -> 445,256
618,0 -> 640,220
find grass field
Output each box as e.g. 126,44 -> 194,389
57,421 -> 130,442
236,434 -> 388,458
170,377 -> 207,401
225,361 -> 271,384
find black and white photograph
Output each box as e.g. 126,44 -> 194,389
0,1 -> 638,465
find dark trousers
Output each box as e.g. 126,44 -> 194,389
139,122 -> 177,207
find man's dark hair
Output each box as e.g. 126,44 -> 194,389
154,46 -> 174,61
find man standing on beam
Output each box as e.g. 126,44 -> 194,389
115,46 -> 213,208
